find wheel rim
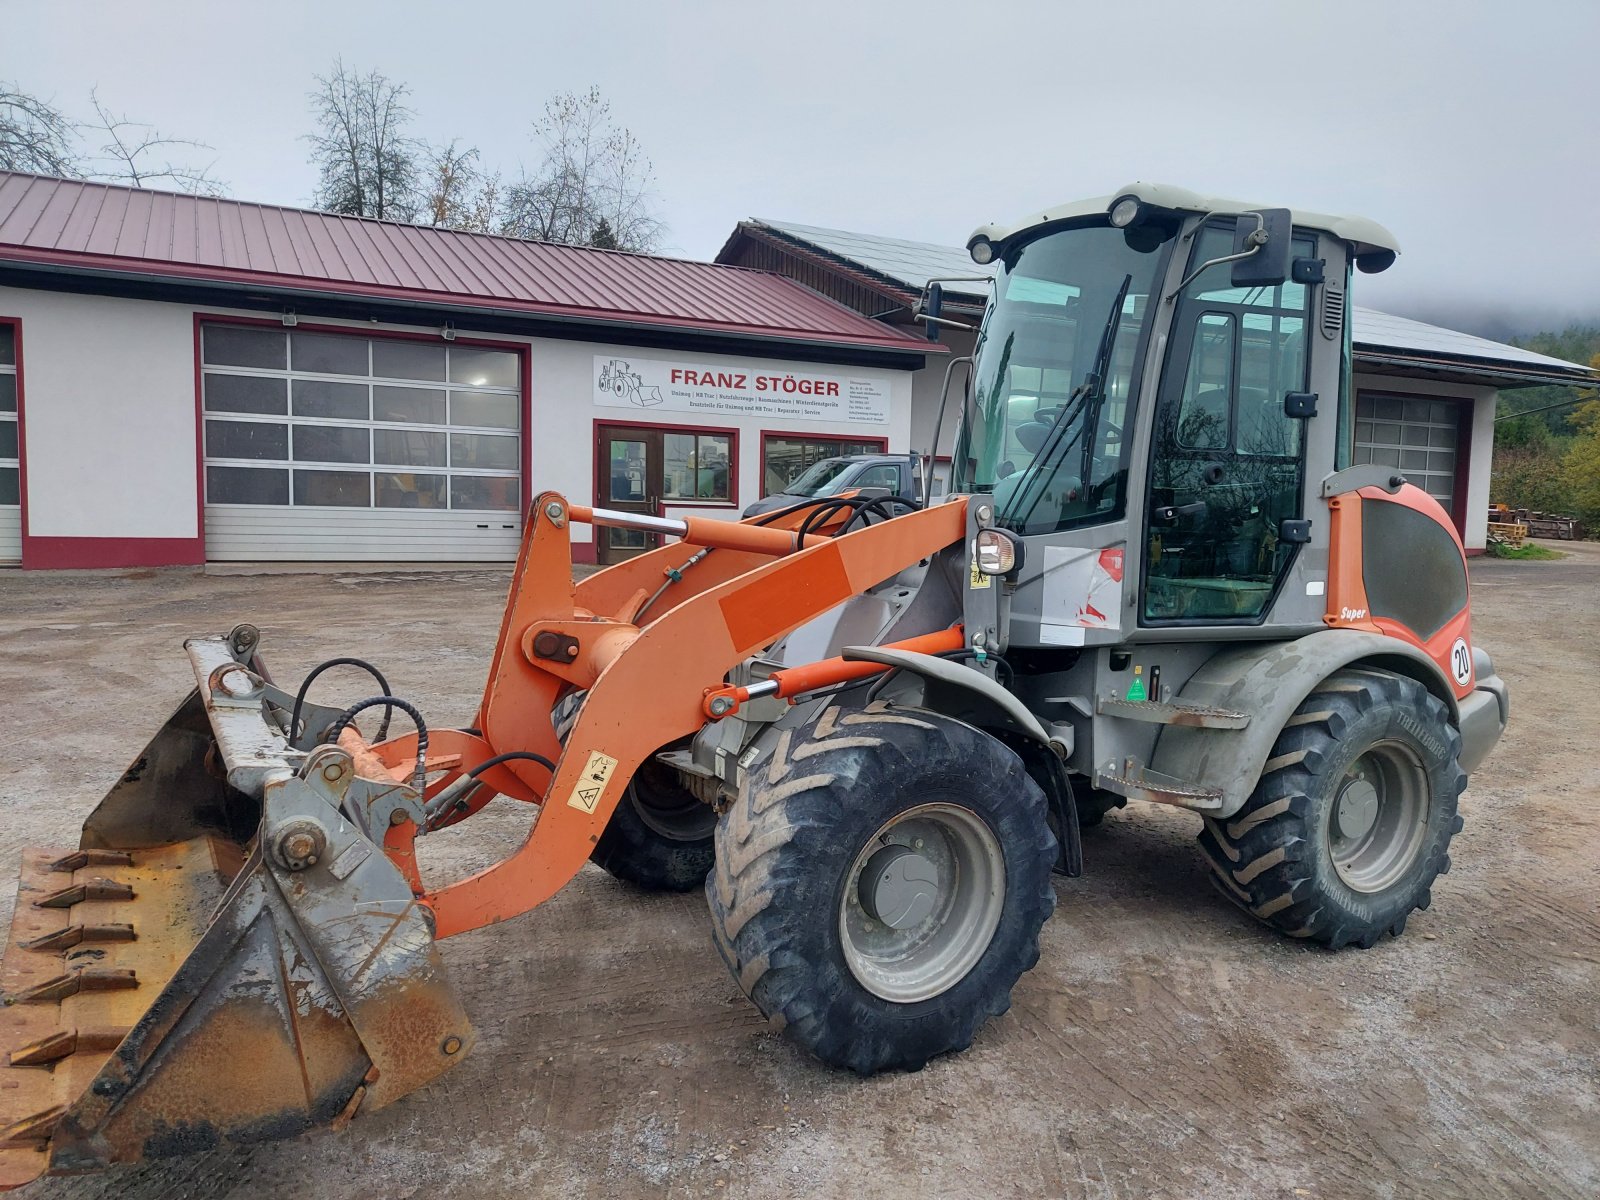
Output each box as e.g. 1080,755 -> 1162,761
628,760 -> 716,842
838,803 -> 1006,1003
1328,740 -> 1429,893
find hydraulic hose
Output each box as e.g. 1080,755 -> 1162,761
422,750 -> 558,830
325,695 -> 428,793
290,657 -> 394,743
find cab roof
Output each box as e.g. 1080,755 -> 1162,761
969,182 -> 1401,261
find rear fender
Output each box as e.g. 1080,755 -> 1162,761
1151,629 -> 1459,819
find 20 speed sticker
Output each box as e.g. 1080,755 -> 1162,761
1449,637 -> 1473,687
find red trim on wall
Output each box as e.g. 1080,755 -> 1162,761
756,428 -> 889,498
571,539 -> 598,565
592,418 -> 742,512
193,313 -> 534,559
0,316 -> 24,559
1450,399 -> 1473,541
26,537 -> 205,570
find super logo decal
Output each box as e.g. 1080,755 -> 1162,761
566,750 -> 619,814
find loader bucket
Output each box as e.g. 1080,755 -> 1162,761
0,627 -> 472,1187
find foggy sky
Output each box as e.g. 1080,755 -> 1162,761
9,0 -> 1599,337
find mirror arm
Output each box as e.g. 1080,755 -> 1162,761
913,313 -> 979,332
1163,211 -> 1268,304
922,355 -> 975,507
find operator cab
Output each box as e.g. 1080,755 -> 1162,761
949,183 -> 1400,641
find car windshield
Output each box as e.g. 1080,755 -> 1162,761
953,220 -> 1175,534
785,458 -> 855,497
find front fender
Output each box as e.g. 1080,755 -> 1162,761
838,646 -> 1082,876
1151,630 -> 1460,819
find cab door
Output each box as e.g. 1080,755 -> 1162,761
1142,222 -> 1315,623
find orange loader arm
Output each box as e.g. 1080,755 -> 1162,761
374,492 -> 968,938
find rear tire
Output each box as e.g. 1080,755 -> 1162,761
706,702 -> 1056,1074
590,756 -> 716,893
1198,669 -> 1465,949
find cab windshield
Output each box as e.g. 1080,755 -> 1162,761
953,221 -> 1175,534
785,458 -> 854,497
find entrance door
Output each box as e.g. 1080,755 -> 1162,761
598,426 -> 661,563
1142,223 -> 1314,623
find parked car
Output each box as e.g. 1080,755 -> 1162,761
743,453 -> 921,518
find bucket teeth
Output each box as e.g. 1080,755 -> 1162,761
19,924 -> 135,953
0,1105 -> 66,1148
9,967 -> 138,1006
8,1028 -> 129,1067
31,881 -> 134,910
45,851 -> 133,874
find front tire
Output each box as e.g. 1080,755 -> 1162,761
707,702 -> 1057,1074
1199,669 -> 1465,949
590,756 -> 717,892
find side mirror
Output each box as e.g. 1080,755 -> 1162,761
920,282 -> 944,342
1231,208 -> 1293,287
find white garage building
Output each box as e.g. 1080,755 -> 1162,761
0,173 -> 933,569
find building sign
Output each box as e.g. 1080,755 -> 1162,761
594,355 -> 890,425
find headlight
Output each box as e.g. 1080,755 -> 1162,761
975,528 -> 1022,576
1108,195 -> 1143,228
968,237 -> 996,265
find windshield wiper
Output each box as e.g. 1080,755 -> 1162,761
999,273 -> 1133,529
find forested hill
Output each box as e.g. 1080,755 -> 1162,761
1499,324 -> 1600,435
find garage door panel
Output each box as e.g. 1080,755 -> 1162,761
205,507 -> 521,561
1354,391 -> 1461,516
201,324 -> 522,562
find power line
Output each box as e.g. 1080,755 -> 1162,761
1495,394 -> 1593,422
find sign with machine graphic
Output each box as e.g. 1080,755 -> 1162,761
1038,544 -> 1125,646
593,355 -> 890,425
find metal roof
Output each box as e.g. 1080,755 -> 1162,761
738,219 -> 995,303
732,219 -> 1595,388
0,172 -> 929,356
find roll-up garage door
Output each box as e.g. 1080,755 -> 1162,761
201,324 -> 523,561
1353,392 -> 1462,517
0,325 -> 19,564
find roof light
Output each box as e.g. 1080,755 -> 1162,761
1108,195 -> 1143,229
968,237 -> 996,266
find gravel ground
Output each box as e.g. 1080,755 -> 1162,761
0,544 -> 1595,1199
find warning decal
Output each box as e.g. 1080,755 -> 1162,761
566,750 -> 619,814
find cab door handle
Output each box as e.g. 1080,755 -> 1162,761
1153,502 -> 1208,525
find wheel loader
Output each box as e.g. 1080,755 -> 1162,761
0,183 -> 1509,1184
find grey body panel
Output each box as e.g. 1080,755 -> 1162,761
1150,629 -> 1471,817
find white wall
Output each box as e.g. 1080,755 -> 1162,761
1355,372 -> 1496,551
0,285 -> 917,559
909,328 -> 976,464
527,338 -> 913,546
0,287 -> 199,539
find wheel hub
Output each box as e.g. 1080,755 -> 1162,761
1334,777 -> 1381,841
859,845 -> 939,929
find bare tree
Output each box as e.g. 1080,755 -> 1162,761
500,87 -> 664,252
0,83 -> 77,175
83,90 -> 225,195
306,61 -> 419,220
420,140 -> 501,233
